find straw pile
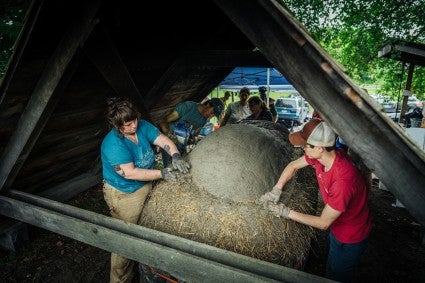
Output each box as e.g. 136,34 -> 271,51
140,121 -> 318,267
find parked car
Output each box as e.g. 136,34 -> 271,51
381,101 -> 397,113
275,96 -> 308,126
380,101 -> 400,121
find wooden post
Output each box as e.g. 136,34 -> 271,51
0,1 -> 100,191
399,63 -> 415,124
0,193 -> 330,283
83,27 -> 151,120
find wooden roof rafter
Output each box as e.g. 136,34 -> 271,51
378,40 -> 425,66
0,0 -> 101,192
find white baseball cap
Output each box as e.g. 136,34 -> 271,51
289,119 -> 336,147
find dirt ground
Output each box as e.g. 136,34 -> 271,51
1,178 -> 425,282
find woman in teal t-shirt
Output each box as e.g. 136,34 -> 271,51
100,97 -> 190,283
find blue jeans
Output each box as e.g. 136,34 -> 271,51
326,232 -> 369,283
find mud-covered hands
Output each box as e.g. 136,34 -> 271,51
257,186 -> 282,206
266,202 -> 290,219
172,153 -> 190,173
160,168 -> 177,182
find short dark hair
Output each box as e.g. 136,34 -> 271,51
248,96 -> 262,105
240,87 -> 250,95
106,97 -> 140,130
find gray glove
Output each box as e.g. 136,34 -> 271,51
172,153 -> 190,174
257,186 -> 282,206
267,202 -> 290,219
160,168 -> 177,182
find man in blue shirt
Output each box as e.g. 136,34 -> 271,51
101,97 -> 190,283
159,98 -> 224,136
159,98 -> 224,166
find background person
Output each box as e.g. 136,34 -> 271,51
159,98 -> 224,136
245,96 -> 273,121
219,87 -> 251,126
258,118 -> 372,283
259,86 -> 278,122
312,108 -> 370,190
217,91 -> 231,123
101,97 -> 190,283
159,97 -> 224,166
220,91 -> 231,108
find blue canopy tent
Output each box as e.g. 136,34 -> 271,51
218,67 -> 296,92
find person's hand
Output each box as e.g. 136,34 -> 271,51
160,168 -> 177,182
267,202 -> 290,219
172,153 -> 190,173
257,186 -> 282,206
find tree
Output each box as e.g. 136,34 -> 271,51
0,0 -> 30,80
281,0 -> 425,99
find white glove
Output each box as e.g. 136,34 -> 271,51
257,186 -> 282,206
267,202 -> 290,219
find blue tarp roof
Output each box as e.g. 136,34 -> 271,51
219,67 -> 296,92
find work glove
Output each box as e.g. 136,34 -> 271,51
160,168 -> 177,182
267,202 -> 290,219
172,153 -> 190,174
257,186 -> 282,206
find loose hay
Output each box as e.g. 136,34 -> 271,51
140,121 -> 319,267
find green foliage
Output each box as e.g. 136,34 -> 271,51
0,0 -> 30,80
1,1 -> 424,101
282,0 -> 425,100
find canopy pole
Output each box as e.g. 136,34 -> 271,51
266,67 -> 270,104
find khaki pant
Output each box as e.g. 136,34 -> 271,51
103,181 -> 152,283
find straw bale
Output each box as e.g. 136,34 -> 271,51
140,121 -> 318,267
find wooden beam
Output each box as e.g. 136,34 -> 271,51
214,0 -> 425,227
1,173 -> 100,246
14,151 -> 99,194
399,64 -> 416,124
0,1 -> 100,191
0,193 -> 330,283
180,50 -> 273,67
143,57 -> 190,109
83,26 -> 151,119
143,50 -> 271,110
38,173 -> 102,202
378,40 -> 425,66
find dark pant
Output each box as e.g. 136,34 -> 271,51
326,232 -> 369,283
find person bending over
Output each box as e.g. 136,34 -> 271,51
101,97 -> 190,283
258,119 -> 372,283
